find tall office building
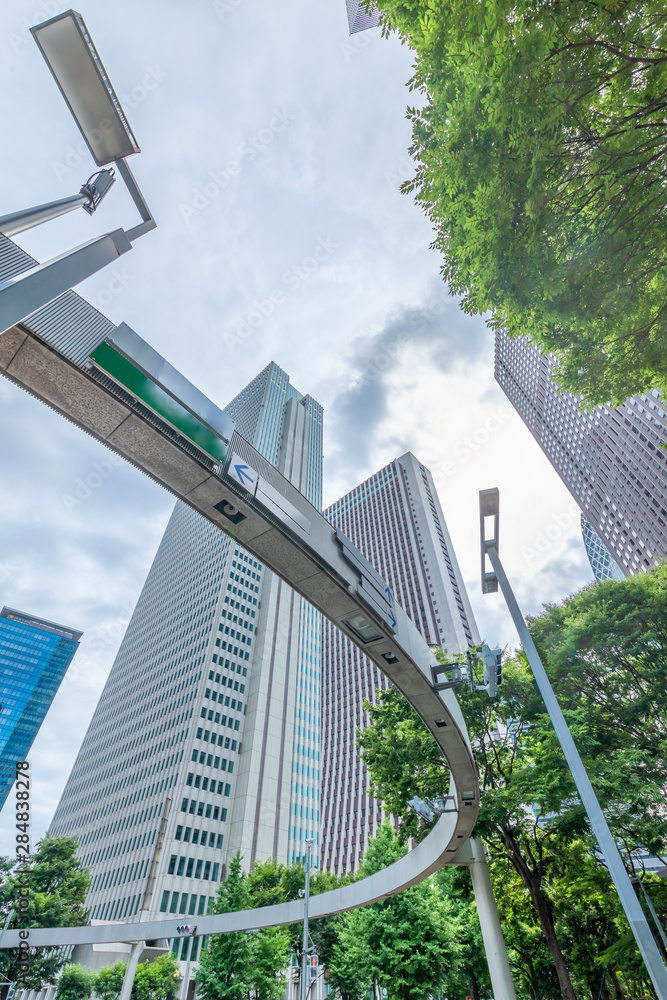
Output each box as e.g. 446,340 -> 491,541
320,452 -> 479,875
0,608 -> 81,810
49,362 -> 323,959
581,516 -> 625,583
345,0 -> 379,33
495,332 -> 667,576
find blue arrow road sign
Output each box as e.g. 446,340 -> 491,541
234,464 -> 254,486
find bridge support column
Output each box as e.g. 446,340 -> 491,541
467,839 -> 517,1000
119,941 -> 143,1000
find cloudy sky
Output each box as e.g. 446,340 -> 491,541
0,0 -> 591,852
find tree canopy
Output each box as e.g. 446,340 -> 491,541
357,566 -> 667,1000
0,835 -> 91,992
374,0 -> 667,405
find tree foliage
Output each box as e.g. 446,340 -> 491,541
196,853 -> 290,1000
357,567 -> 667,1000
374,0 -> 667,404
93,961 -> 126,1000
55,965 -> 93,1000
131,954 -> 180,1000
0,835 -> 91,991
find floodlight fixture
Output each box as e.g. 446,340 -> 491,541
0,11 -> 155,337
479,487 -> 499,593
30,10 -> 140,167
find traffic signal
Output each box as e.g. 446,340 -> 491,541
482,645 -> 502,698
309,955 -> 319,981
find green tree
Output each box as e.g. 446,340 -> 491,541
374,0 -> 667,405
358,569 -> 667,1000
0,835 -> 91,992
93,961 -> 126,1000
328,825 -> 460,1000
197,853 -> 290,1000
131,954 -> 180,1000
55,965 -> 93,1000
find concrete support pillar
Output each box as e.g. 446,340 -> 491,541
467,838 -> 517,1000
119,942 -> 143,1000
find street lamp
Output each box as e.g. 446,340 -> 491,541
0,9 -> 155,336
479,487 -> 667,1000
300,839 -> 315,1000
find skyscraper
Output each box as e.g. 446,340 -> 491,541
581,516 -> 625,583
0,607 -> 81,810
49,362 -> 323,960
320,452 -> 479,875
495,332 -> 667,575
345,0 -> 379,33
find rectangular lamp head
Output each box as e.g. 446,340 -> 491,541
31,10 -> 140,166
479,487 -> 500,594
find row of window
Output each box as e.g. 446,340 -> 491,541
185,773 -> 231,794
167,855 -> 220,881
180,798 -> 227,820
175,826 -> 223,847
191,746 -> 234,772
200,707 -> 241,729
214,641 -> 250,662
160,890 -> 214,915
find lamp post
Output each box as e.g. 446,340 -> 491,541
0,9 -> 155,336
479,487 -> 667,1000
300,839 -> 314,1000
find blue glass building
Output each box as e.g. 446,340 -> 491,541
0,607 -> 81,809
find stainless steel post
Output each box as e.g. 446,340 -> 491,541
467,839 -> 517,1000
119,941 -> 143,1000
300,839 -> 313,1000
487,544 -> 667,1000
0,229 -> 131,336
0,193 -> 91,237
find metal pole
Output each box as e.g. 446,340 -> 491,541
487,545 -> 667,1000
0,193 -> 91,238
300,839 -> 313,1000
118,941 -> 143,1000
0,910 -> 14,950
0,229 -> 131,336
635,876 -> 667,953
467,840 -> 517,1000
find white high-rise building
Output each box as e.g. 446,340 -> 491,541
320,452 -> 479,875
50,362 -> 323,964
345,0 -> 379,33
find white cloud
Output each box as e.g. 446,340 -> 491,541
0,0 -> 592,852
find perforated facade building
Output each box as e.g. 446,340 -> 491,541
495,333 -> 667,575
49,362 -> 323,961
320,452 -> 479,875
581,516 -> 625,582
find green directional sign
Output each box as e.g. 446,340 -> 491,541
89,340 -> 228,464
